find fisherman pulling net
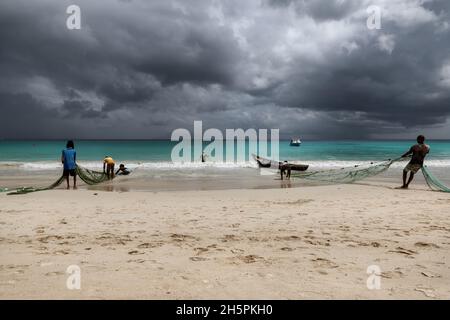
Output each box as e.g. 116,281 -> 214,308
289,135 -> 449,193
289,157 -> 450,193
5,166 -> 111,195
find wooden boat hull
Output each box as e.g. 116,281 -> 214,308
283,163 -> 309,171
253,155 -> 309,171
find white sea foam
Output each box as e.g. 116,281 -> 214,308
304,160 -> 450,169
1,159 -> 450,171
5,161 -> 258,171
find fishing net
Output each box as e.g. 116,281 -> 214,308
76,166 -> 111,185
421,166 -> 450,193
6,175 -> 66,195
291,157 -> 450,193
5,165 -> 111,195
291,158 -> 402,183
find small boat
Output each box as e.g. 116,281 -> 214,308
253,154 -> 278,168
290,138 -> 301,146
253,154 -> 309,171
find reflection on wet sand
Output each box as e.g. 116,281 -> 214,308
88,184 -> 131,192
280,180 -> 292,188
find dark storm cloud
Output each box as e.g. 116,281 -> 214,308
99,78 -> 157,105
61,100 -> 106,119
0,0 -> 449,139
269,0 -> 360,21
423,0 -> 450,15
0,93 -> 66,139
135,28 -> 239,86
272,9 -> 450,128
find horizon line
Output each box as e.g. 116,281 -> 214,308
1,138 -> 450,142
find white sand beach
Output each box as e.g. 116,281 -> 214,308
1,182 -> 449,299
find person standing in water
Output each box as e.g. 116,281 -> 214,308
61,140 -> 77,189
103,156 -> 116,179
103,156 -> 115,179
400,135 -> 430,189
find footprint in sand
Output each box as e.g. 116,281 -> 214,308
45,271 -> 65,276
311,258 -> 338,269
280,235 -> 300,241
127,259 -> 146,263
2,264 -> 30,272
96,233 -> 132,246
421,271 -> 441,278
54,250 -> 70,255
365,241 -> 380,247
415,242 -> 440,249
137,242 -> 163,249
194,247 -> 209,255
170,233 -> 199,242
38,235 -> 64,243
190,257 -> 209,261
35,227 -> 46,234
35,245 -> 49,253
238,255 -> 264,264
128,250 -> 144,255
414,287 -> 436,298
381,268 -> 404,279
388,247 -> 417,257
221,234 -> 238,242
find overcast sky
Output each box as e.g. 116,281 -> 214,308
1,0 -> 449,140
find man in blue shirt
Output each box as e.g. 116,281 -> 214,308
61,140 -> 77,189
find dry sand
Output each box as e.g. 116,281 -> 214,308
1,183 -> 449,299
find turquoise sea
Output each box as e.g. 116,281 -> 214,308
0,140 -> 449,168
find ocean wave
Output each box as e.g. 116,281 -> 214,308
303,160 -> 450,169
0,162 -> 23,168
1,159 -> 450,171
2,161 -> 258,171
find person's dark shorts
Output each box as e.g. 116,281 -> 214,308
404,163 -> 422,174
63,169 -> 76,177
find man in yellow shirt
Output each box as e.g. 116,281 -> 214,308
103,156 -> 115,179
